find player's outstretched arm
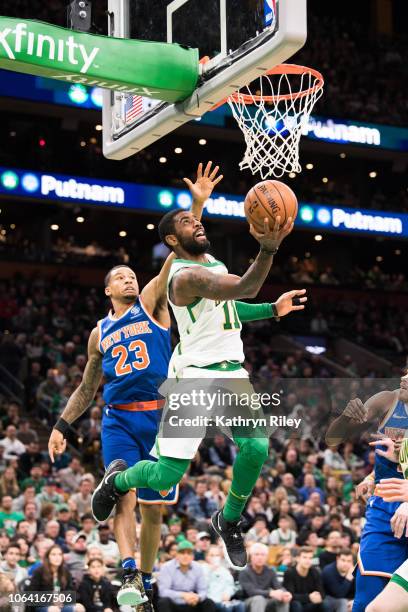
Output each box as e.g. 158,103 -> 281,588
141,252 -> 175,328
235,289 -> 307,322
325,390 -> 394,447
184,161 -> 223,220
172,217 -> 293,304
48,327 -> 102,462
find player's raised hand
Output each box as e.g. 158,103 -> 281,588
342,398 -> 367,424
48,428 -> 67,463
376,478 -> 408,503
275,289 -> 307,317
355,477 -> 375,503
183,161 -> 223,205
390,502 -> 408,538
250,216 -> 289,252
369,435 -> 398,462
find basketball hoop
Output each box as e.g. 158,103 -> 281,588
220,64 -> 324,179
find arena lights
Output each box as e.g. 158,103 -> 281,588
159,157 -> 167,163
322,177 -> 328,184
68,84 -> 88,105
50,224 -> 59,231
21,173 -> 39,193
306,163 -> 314,170
199,139 -> 207,145
1,171 -> 19,190
146,224 -> 155,230
76,216 -> 85,223
176,192 -> 192,209
95,125 -> 103,131
90,87 -> 103,108
158,190 -> 174,207
174,147 -> 183,154
369,171 -> 377,178
314,234 -> 323,241
119,230 -> 127,237
10,224 -> 15,229
340,153 -> 346,158
299,205 -> 314,223
316,208 -> 331,225
395,250 -> 401,255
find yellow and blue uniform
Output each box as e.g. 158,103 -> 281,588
98,298 -> 176,504
354,398 -> 408,611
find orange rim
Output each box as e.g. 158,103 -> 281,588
211,64 -> 324,110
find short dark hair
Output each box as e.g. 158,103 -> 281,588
299,546 -> 314,556
6,544 -> 20,554
158,209 -> 183,249
337,548 -> 353,558
104,265 -> 133,287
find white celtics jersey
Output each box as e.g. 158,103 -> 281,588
167,255 -> 245,375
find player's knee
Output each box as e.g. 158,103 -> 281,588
239,437 -> 269,467
140,503 -> 162,526
116,490 -> 136,514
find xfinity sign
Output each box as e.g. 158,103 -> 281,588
41,175 -> 125,205
0,22 -> 99,73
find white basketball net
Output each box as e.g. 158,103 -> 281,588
227,66 -> 324,179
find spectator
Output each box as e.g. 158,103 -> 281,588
0,542 -> 28,585
0,425 -> 26,460
194,531 -> 212,561
77,557 -> 116,612
0,496 -> 24,534
322,549 -> 355,612
36,369 -> 61,411
35,479 -> 64,509
158,540 -> 216,612
23,502 -> 40,540
57,505 -> 78,538
94,524 -> 120,567
64,532 -> 88,585
203,545 -> 245,612
69,476 -> 94,517
186,480 -> 218,522
16,419 -> 39,446
269,515 -> 297,547
0,572 -> 15,611
245,515 -> 273,546
58,457 -> 84,492
239,543 -> 292,612
77,513 -> 98,544
20,465 -> 46,494
319,531 -> 343,569
18,442 -> 43,478
44,520 -> 65,548
280,473 -> 301,505
208,435 -> 237,468
298,475 -> 325,504
0,466 -> 20,498
310,313 -> 329,334
283,547 -> 330,612
28,544 -> 84,612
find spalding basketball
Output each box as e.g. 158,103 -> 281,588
244,180 -> 298,231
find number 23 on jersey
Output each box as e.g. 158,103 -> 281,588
111,340 -> 150,376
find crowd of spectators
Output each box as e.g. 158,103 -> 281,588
0,388 -> 379,611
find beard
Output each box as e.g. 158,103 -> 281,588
179,235 -> 211,255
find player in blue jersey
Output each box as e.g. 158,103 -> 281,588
326,373 -> 408,611
47,162 -> 224,608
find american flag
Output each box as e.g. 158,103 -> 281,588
125,95 -> 144,123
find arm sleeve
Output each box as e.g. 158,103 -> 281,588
235,301 -> 274,322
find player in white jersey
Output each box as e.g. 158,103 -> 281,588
93,205 -> 306,570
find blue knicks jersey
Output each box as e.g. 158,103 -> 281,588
375,397 -> 408,483
98,298 -> 171,405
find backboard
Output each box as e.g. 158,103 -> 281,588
103,0 -> 307,160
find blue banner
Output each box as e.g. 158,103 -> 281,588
1,69 -> 408,152
1,166 -> 407,239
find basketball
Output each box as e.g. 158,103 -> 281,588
244,180 -> 298,231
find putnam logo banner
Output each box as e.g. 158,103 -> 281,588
0,17 -> 199,102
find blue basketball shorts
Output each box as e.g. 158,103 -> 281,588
101,405 -> 178,504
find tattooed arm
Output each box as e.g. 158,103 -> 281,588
48,327 -> 103,462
